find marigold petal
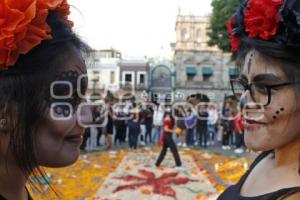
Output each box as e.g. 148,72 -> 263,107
0,0 -> 72,68
37,0 -> 63,9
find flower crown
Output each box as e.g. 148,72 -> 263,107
0,0 -> 73,69
227,0 -> 300,52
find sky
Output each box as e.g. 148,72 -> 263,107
68,0 -> 212,59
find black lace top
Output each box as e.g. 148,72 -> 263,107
0,189 -> 33,200
218,151 -> 300,200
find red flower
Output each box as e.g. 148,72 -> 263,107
226,18 -> 240,52
244,0 -> 284,40
0,0 -> 73,69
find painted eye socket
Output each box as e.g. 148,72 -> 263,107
50,102 -> 73,120
47,70 -> 88,115
253,84 -> 268,94
53,104 -> 71,117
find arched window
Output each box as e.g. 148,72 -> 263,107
196,29 -> 202,42
181,28 -> 187,41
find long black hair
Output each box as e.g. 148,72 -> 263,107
0,11 -> 89,194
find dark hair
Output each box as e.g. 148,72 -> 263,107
231,0 -> 300,97
0,11 -> 89,192
164,112 -> 174,123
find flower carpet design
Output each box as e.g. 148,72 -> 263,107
28,147 -> 252,200
95,148 -> 219,200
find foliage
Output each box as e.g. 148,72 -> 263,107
207,0 -> 245,52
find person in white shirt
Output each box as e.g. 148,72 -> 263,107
207,104 -> 218,145
152,105 -> 164,143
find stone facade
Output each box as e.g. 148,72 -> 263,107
172,14 -> 236,105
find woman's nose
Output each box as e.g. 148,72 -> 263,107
240,90 -> 257,108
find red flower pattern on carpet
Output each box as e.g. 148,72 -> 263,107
113,169 -> 197,198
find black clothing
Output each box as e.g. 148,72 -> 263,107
177,119 -> 186,129
218,151 -> 300,200
114,112 -> 126,145
197,111 -> 209,147
139,109 -> 147,124
155,133 -> 182,167
80,128 -> 90,150
0,188 -> 33,200
96,127 -> 103,146
105,113 -> 113,134
145,109 -> 153,143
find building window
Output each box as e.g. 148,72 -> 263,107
186,66 -> 197,81
196,29 -> 202,42
110,71 -> 115,84
92,71 -> 100,81
187,75 -> 195,81
139,74 -> 145,84
181,28 -> 188,41
203,76 -> 210,81
125,74 -> 132,82
202,67 -> 213,81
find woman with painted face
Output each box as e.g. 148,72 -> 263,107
0,1 -> 92,199
218,0 -> 300,199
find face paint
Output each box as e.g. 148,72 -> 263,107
47,70 -> 87,117
247,53 -> 254,74
272,107 -> 285,120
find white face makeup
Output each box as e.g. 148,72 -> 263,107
240,50 -> 300,151
35,46 -> 92,167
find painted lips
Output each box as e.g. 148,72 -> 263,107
243,119 -> 266,130
65,133 -> 83,144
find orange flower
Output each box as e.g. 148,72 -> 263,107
0,0 -> 73,69
196,194 -> 205,200
140,188 -> 151,195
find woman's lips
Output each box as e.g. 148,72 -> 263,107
65,133 -> 83,144
243,119 -> 266,131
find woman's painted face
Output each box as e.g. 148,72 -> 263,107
35,46 -> 92,167
240,50 -> 300,151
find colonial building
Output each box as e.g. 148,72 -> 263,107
118,59 -> 150,101
85,49 -> 121,99
172,14 -> 237,104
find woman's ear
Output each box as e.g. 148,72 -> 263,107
0,113 -> 9,134
0,118 -> 8,133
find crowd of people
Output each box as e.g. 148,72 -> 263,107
80,99 -> 246,154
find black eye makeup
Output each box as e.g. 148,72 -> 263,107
47,70 -> 88,116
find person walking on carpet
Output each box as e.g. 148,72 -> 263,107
155,111 -> 182,169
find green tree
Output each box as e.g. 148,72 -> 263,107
207,0 -> 244,52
